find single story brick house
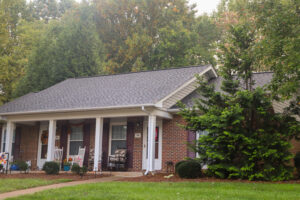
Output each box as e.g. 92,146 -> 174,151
0,65 -> 299,173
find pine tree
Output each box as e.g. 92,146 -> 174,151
178,20 -> 300,181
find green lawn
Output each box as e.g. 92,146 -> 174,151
8,181 -> 300,200
0,178 -> 71,194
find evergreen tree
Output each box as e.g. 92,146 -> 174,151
178,18 -> 300,181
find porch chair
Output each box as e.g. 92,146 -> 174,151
108,149 -> 127,171
54,147 -> 64,169
73,147 -> 86,167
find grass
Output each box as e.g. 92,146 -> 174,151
0,178 -> 71,194
8,181 -> 300,200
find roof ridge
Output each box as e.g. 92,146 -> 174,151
71,65 -> 210,80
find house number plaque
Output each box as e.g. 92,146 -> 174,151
134,133 -> 141,138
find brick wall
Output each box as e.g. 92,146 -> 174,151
291,139 -> 300,156
162,115 -> 188,172
130,117 -> 143,171
19,124 -> 39,170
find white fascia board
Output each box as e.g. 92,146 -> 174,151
0,104 -> 155,117
154,65 -> 217,108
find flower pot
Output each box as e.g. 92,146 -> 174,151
64,165 -> 70,171
10,164 -> 19,171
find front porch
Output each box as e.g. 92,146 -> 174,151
0,107 -> 173,173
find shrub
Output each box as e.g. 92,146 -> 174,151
16,161 -> 29,172
71,164 -> 87,176
177,160 -> 202,179
294,152 -> 300,176
0,164 -> 3,171
43,162 -> 60,175
175,160 -> 187,174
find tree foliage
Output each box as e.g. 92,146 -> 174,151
15,2 -> 105,96
178,16 -> 300,180
0,0 -> 222,100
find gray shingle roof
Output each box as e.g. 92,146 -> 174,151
172,72 -> 273,108
0,65 -> 210,115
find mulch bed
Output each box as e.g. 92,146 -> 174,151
0,172 -> 109,181
119,173 -> 300,184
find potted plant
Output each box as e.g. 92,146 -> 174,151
10,161 -> 20,171
63,158 -> 72,171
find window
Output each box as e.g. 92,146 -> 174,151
1,129 -> 15,154
11,130 -> 16,156
1,129 -> 6,152
110,125 -> 127,155
146,127 -> 159,159
196,130 -> 208,142
155,127 -> 159,159
69,126 -> 83,155
196,130 -> 209,169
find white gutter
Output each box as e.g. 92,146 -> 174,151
0,104 -> 155,116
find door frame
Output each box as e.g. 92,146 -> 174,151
142,118 -> 163,170
37,122 -> 48,170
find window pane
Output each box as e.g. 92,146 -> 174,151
3,129 -> 6,141
41,144 -> 47,159
70,126 -> 83,140
111,140 -> 127,155
146,127 -> 159,159
155,127 -> 159,159
69,141 -> 83,155
2,130 -> 6,152
112,125 -> 127,140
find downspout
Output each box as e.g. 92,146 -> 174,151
141,106 -> 151,175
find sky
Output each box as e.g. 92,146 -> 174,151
71,0 -> 221,15
188,0 -> 221,15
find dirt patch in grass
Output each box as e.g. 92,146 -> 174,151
0,172 -> 109,181
119,173 -> 300,184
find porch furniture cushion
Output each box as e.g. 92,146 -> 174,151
72,147 -> 86,167
108,149 -> 127,166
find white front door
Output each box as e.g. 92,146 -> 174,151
37,123 -> 48,169
142,119 -> 162,170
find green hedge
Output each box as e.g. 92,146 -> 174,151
176,160 -> 202,179
43,162 -> 60,175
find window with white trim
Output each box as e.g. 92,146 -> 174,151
110,125 -> 127,155
1,128 -> 15,154
69,126 -> 83,155
196,130 -> 208,158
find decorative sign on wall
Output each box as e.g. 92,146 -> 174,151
134,133 -> 141,138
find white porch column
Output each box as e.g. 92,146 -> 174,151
94,117 -> 103,172
5,121 -> 15,161
146,115 -> 156,174
46,120 -> 56,161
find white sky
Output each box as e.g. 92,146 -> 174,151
189,0 -> 221,15
72,0 -> 221,15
